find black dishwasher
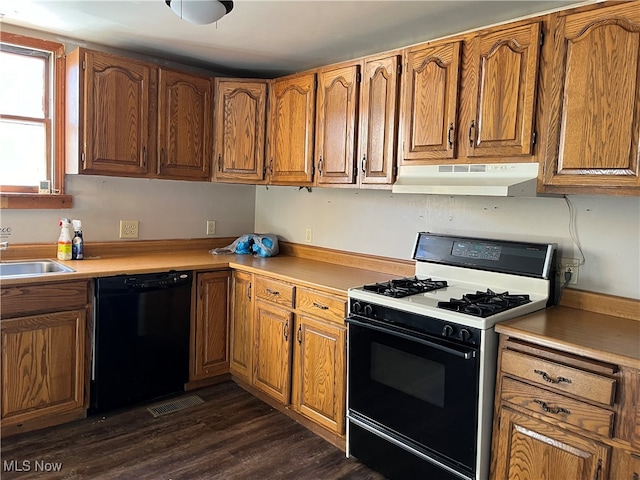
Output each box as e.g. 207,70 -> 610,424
91,271 -> 192,414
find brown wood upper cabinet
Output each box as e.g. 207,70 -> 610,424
213,78 -> 268,184
158,69 -> 213,180
357,53 -> 401,187
66,48 -> 214,181
401,41 -> 462,163
315,62 -> 361,186
540,2 -> 640,194
267,72 -> 316,185
400,22 -> 541,165
66,49 -> 155,176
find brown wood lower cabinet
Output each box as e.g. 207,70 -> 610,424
490,333 -> 639,480
230,272 -> 348,439
253,301 -> 293,404
229,270 -> 254,383
0,280 -> 91,437
292,315 -> 346,434
493,407 -> 610,480
191,270 -> 231,381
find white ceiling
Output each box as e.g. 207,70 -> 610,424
0,0 -> 585,77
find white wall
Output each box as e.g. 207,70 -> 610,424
1,175 -> 256,244
255,186 -> 640,300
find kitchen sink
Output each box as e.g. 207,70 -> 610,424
0,259 -> 75,279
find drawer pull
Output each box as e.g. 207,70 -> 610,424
534,369 -> 572,385
283,320 -> 289,341
534,399 -> 570,415
594,459 -> 602,480
266,288 -> 280,296
313,302 -> 329,310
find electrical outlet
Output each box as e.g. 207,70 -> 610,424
206,220 -> 216,236
119,220 -> 139,239
557,258 -> 579,285
305,227 -> 313,243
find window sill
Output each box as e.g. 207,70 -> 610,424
0,193 -> 73,209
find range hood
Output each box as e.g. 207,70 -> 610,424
391,163 -> 539,197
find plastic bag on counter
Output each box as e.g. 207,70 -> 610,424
252,234 -> 279,258
210,233 -> 279,257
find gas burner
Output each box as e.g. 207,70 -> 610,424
363,277 -> 448,298
437,289 -> 531,318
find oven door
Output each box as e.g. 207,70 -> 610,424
347,315 -> 480,474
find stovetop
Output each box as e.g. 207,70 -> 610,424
348,233 -> 556,330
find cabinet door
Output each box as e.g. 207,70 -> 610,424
492,408 -> 610,480
542,3 -> 640,192
213,79 -> 267,183
158,69 -> 213,180
315,63 -> 360,185
229,270 -> 253,382
401,41 -> 461,163
81,50 -> 153,175
292,315 -> 346,434
463,23 -> 541,158
1,310 -> 86,424
192,271 -> 230,380
253,301 -> 292,404
358,54 -> 400,187
268,72 -> 316,185
610,448 -> 640,480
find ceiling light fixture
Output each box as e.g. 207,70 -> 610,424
165,0 -> 233,25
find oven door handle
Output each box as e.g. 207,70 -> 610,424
347,317 -> 476,360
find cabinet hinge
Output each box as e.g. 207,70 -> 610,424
397,63 -> 402,75
311,161 -> 315,177
540,30 -> 544,47
353,163 -> 358,179
532,131 -> 537,148
392,165 -> 398,177
356,72 -> 361,83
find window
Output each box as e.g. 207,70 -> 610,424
0,32 -> 70,208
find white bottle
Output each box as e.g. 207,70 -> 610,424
57,218 -> 72,261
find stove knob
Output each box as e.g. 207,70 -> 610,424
363,304 -> 373,316
442,325 -> 455,337
459,328 -> 472,341
352,301 -> 362,314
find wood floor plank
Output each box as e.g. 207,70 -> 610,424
1,381 -> 384,480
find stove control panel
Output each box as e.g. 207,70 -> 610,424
349,299 -> 481,347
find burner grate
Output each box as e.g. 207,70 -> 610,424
437,289 -> 531,318
363,277 -> 448,298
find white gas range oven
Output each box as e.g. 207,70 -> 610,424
346,232 -> 557,480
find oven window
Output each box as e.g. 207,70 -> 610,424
371,342 -> 445,408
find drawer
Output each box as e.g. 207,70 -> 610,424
255,276 -> 294,308
501,377 -> 614,437
296,287 -> 346,324
1,281 -> 90,318
501,349 -> 616,406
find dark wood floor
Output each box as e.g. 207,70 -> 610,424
1,381 -> 385,480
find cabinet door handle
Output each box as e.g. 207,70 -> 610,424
468,120 -> 475,148
297,324 -> 302,345
247,283 -> 251,300
313,302 -> 329,310
269,159 -> 274,175
142,146 -> 147,167
161,148 -> 166,166
318,157 -> 323,175
361,154 -> 366,173
534,369 -> 572,385
283,320 -> 289,341
447,123 -> 454,149
593,459 -> 602,480
534,399 -> 570,415
266,288 -> 280,296
217,153 -> 222,172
